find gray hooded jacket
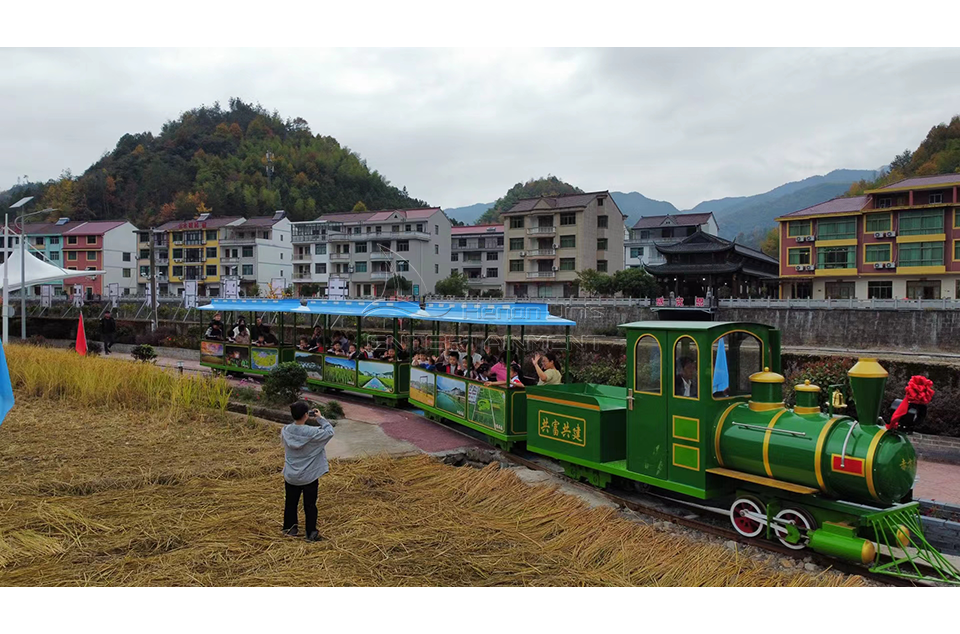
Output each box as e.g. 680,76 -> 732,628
281,418 -> 335,486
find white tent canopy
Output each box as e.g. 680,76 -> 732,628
0,247 -> 105,291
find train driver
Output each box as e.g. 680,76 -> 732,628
675,356 -> 698,398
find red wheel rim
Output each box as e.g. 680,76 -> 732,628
733,504 -> 760,534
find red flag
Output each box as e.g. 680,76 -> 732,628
76,314 -> 87,356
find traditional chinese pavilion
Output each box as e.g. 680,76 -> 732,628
643,230 -> 779,299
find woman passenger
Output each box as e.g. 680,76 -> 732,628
532,352 -> 562,385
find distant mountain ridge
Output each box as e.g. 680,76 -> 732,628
443,201 -> 494,225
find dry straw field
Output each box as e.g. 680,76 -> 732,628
0,345 -> 866,586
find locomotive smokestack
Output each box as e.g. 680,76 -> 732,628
848,358 -> 888,426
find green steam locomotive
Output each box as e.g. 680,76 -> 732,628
524,321 -> 959,585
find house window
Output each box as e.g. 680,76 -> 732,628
899,209 -> 944,236
929,192 -> 943,205
661,228 -> 674,238
458,238 -> 467,247
417,224 -> 424,232
122,252 -> 130,262
876,198 -> 892,209
86,235 -> 97,244
206,230 -> 217,241
206,247 -> 217,258
509,217 -> 524,229
864,213 -> 892,233
122,269 -> 131,278
864,244 -> 891,263
560,213 -> 576,226
67,236 -> 77,245
955,240 -> 960,261
451,268 -> 458,276
559,257 -> 576,271
597,197 -> 604,206
817,218 -> 856,240
868,281 -> 893,299
955,210 -> 960,228
67,251 -> 77,261
206,265 -> 217,276
597,260 -> 608,272
434,245 -> 439,255
509,238 -> 523,250
497,237 -> 504,246
140,266 -> 149,277
509,259 -> 523,272
787,248 -> 811,265
355,242 -> 368,253
242,246 -> 254,258
50,236 -> 59,245
451,253 -> 459,262
640,230 -> 651,240
560,235 -> 576,249
50,252 -> 60,261
397,241 -> 409,252
397,261 -> 409,272
435,225 -> 439,235
173,266 -> 184,277
434,264 -> 439,274
597,239 -> 608,251
139,233 -> 149,243
172,248 -> 183,259
355,262 -> 367,273
315,263 -> 326,274
242,264 -> 253,276
391,225 -> 399,233
597,216 -> 608,228
487,252 -> 498,261
315,244 -> 326,255
898,241 -> 943,267
825,281 -> 856,300
35,237 -> 44,245
486,267 -> 498,278
817,246 -> 855,269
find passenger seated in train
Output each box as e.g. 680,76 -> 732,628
258,326 -> 279,347
330,342 -> 343,356
308,326 -> 323,351
488,354 -> 507,382
675,356 -> 698,398
532,352 -> 562,386
382,347 -> 397,362
230,317 -> 249,342
205,322 -> 224,340
436,350 -> 459,374
297,337 -> 312,351
457,357 -> 470,377
210,312 -> 224,333
397,339 -> 410,362
348,343 -> 361,360
484,364 -> 524,389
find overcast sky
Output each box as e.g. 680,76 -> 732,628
2,48 -> 959,211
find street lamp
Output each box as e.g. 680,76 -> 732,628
4,197 -> 33,344
15,207 -> 57,339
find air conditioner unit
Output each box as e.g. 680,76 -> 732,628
874,262 -> 884,269
519,251 -> 526,256
805,235 -> 815,242
885,231 -> 897,238
552,266 -> 559,271
885,262 -> 896,269
795,265 -> 804,272
804,265 -> 815,272
174,258 -> 183,262
552,243 -> 558,249
874,232 -> 884,239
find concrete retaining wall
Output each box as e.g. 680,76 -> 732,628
919,500 -> 960,556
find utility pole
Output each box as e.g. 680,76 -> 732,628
150,228 -> 158,332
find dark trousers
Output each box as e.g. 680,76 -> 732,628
102,333 -> 115,354
283,479 -> 318,534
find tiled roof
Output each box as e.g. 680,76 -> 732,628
240,217 -> 284,227
156,216 -> 244,231
871,174 -> 960,191
632,212 -> 714,229
451,224 -> 504,235
64,221 -> 128,234
16,220 -> 130,236
314,208 -> 441,223
776,195 -> 870,220
504,191 -> 609,214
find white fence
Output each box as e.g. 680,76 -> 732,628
720,297 -> 960,310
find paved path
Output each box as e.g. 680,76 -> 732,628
914,461 -> 960,504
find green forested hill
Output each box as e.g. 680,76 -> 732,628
0,98 -> 426,227
475,176 -> 583,224
849,115 -> 960,194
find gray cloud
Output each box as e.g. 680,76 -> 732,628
2,48 -> 959,211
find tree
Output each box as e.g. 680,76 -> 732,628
384,275 -> 412,296
476,176 -> 583,224
352,200 -> 367,212
299,283 -> 320,297
577,269 -> 617,296
889,149 -> 913,172
434,272 -> 469,297
613,268 -> 658,298
759,226 -> 780,258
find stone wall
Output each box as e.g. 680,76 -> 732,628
717,307 -> 960,353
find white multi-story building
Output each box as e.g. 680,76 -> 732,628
219,211 -> 293,295
624,212 -> 719,268
291,220 -> 332,296
450,224 -> 503,296
293,208 -> 451,298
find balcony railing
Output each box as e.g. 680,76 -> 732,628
293,272 -> 312,281
525,248 -> 556,257
453,243 -> 500,251
526,271 -> 556,279
370,251 -> 393,260
467,277 -> 496,285
329,230 -> 430,242
371,271 -> 392,280
329,253 -> 351,261
293,253 -> 312,262
527,226 -> 556,235
461,257 -> 482,264
219,235 -> 257,246
221,256 -> 240,264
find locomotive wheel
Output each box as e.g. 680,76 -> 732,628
773,507 -> 817,550
730,497 -> 765,538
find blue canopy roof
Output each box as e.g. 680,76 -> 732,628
199,299 -> 575,327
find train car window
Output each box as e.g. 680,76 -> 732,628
711,332 -> 763,399
673,336 -> 698,399
634,334 -> 661,395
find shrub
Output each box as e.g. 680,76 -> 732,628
27,335 -> 48,347
569,350 -> 627,387
86,341 -> 103,356
263,362 -> 307,404
592,326 -> 625,338
783,357 -> 856,415
319,400 -> 344,420
131,344 -> 158,363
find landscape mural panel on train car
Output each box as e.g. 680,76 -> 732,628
468,383 -> 506,432
200,341 -> 224,366
358,360 -> 394,392
436,375 -> 467,418
410,368 -> 436,406
324,356 -> 357,386
296,352 -> 324,381
251,347 -> 279,372
225,345 -> 250,369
